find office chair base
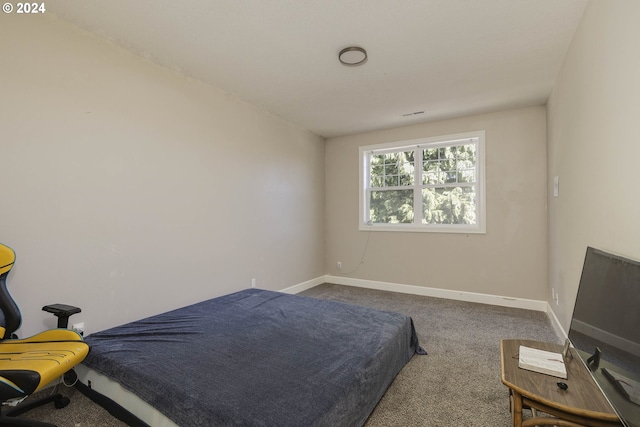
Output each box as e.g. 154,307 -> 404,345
0,393 -> 69,427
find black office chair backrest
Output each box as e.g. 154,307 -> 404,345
0,243 -> 21,339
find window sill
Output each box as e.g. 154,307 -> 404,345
359,223 -> 486,234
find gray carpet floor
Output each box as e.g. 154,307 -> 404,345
14,283 -> 561,426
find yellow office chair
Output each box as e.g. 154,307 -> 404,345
0,243 -> 90,426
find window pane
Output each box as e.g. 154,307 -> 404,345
384,163 -> 398,175
400,173 -> 414,186
385,176 -> 398,186
369,155 -> 384,187
371,150 -> 415,188
395,152 -> 414,180
369,189 -> 414,224
423,160 -> 442,172
371,154 -> 385,164
384,153 -> 397,163
456,144 -> 476,160
423,171 -> 444,185
457,169 -> 476,183
422,187 -> 476,225
423,143 -> 476,186
444,171 -> 457,183
424,148 -> 438,161
423,160 -> 443,184
371,176 -> 383,187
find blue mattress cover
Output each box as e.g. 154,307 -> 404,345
83,289 -> 426,426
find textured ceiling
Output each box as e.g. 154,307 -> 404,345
49,0 -> 588,138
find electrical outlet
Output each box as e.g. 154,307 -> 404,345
337,261 -> 342,270
72,322 -> 85,336
251,278 -> 256,288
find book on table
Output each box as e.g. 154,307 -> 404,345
518,345 -> 567,379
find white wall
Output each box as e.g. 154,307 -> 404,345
325,106 -> 548,300
0,14 -> 325,337
547,0 -> 640,331
8,1 -> 636,339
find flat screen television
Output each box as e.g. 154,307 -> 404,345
568,247 -> 640,427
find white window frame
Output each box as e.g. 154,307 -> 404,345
359,131 -> 486,234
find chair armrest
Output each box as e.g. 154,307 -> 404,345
42,304 -> 81,328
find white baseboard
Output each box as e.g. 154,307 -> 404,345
279,276 -> 326,294
545,304 -> 568,340
323,275 -> 549,312
282,275 -> 567,339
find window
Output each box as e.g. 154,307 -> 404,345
359,131 -> 485,233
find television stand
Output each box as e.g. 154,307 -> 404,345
500,339 -> 622,427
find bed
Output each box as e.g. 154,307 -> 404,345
77,289 -> 426,426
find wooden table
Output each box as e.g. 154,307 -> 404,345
500,339 -> 622,427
